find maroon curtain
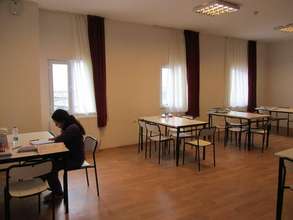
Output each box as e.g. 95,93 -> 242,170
247,40 -> 257,113
87,15 -> 107,127
184,30 -> 200,118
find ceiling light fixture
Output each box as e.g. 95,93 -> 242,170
275,23 -> 293,33
194,0 -> 240,16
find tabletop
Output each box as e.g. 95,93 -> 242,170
256,106 -> 293,114
0,131 -> 68,164
209,111 -> 270,120
139,116 -> 208,128
275,148 -> 293,160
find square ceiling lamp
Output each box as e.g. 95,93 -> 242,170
194,0 -> 240,16
275,23 -> 293,33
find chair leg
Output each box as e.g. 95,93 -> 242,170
145,139 -> 148,159
149,140 -> 152,158
4,187 -> 10,220
197,147 -> 201,172
158,142 -> 161,164
85,168 -> 90,186
182,142 -> 186,165
266,132 -> 270,149
277,120 -> 280,134
52,193 -> 55,220
38,194 -> 41,214
262,134 -> 265,152
94,166 -> 100,197
203,147 -> 206,160
213,144 -> 216,167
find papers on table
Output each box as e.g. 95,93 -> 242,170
17,145 -> 38,153
30,139 -> 54,145
0,150 -> 12,157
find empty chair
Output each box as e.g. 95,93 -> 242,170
247,120 -> 271,152
145,123 -> 174,164
224,118 -> 248,149
183,127 -> 216,171
257,109 -> 287,134
69,136 -> 100,196
4,160 -> 54,220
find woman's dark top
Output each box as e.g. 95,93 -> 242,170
54,123 -> 85,166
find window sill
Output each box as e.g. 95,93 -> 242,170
74,113 -> 97,119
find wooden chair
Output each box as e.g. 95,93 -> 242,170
145,123 -> 174,164
4,160 -> 54,220
183,127 -> 216,171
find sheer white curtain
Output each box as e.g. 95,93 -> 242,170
225,38 -> 248,109
162,29 -> 188,113
71,15 -> 96,114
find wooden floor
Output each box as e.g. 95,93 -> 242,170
0,129 -> 293,220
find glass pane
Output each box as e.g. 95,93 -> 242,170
52,63 -> 69,111
161,67 -> 170,107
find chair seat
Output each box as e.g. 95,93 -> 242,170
81,160 -> 94,168
149,136 -> 172,142
0,162 -> 19,172
251,128 -> 267,134
170,132 -> 194,138
216,125 -> 225,129
228,127 -> 247,132
271,116 -> 287,121
9,178 -> 48,198
186,139 -> 212,147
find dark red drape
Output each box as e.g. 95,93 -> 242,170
247,40 -> 257,113
87,15 -> 107,127
184,30 -> 200,118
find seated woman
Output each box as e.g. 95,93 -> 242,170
45,109 -> 85,202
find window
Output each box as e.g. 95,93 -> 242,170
49,60 -> 96,116
160,65 -> 188,113
226,38 -> 248,108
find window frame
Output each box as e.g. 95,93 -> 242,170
48,60 -> 97,118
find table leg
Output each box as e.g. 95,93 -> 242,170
247,120 -> 251,150
209,114 -> 212,128
276,158 -> 285,220
176,128 -> 180,166
63,158 -> 69,213
287,113 -> 290,136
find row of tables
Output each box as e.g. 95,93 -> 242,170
140,110 -> 293,220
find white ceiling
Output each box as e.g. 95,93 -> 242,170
32,0 -> 293,41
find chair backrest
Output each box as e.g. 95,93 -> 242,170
285,160 -> 293,173
145,123 -> 161,137
84,136 -> 99,154
138,120 -> 146,132
258,109 -> 270,115
8,160 -> 52,183
199,127 -> 216,143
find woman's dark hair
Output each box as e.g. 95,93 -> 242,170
51,109 -> 85,135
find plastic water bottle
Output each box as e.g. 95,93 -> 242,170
12,127 -> 19,142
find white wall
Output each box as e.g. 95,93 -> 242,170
0,3 -> 268,148
0,0 -> 42,132
266,40 -> 293,106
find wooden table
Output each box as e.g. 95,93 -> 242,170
208,111 -> 270,150
256,106 -> 293,136
139,116 -> 208,166
0,131 -> 70,214
275,148 -> 293,220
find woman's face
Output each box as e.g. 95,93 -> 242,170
54,120 -> 63,129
